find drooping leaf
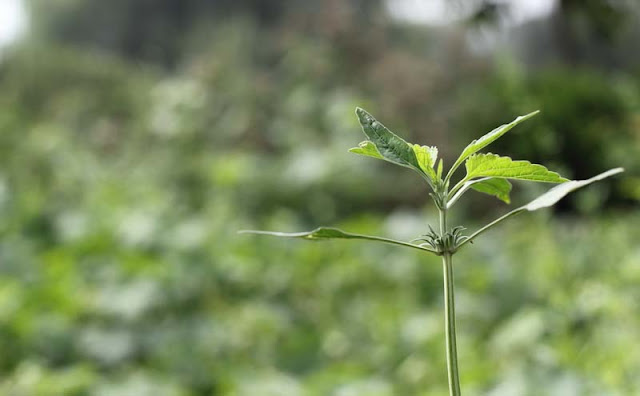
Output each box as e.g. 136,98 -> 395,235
448,111 -> 540,177
355,107 -> 421,171
412,144 -> 438,180
469,178 -> 512,203
456,168 -> 624,250
349,141 -> 384,160
464,153 -> 568,183
239,227 -> 438,254
525,168 -> 624,211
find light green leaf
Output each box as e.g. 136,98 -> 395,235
464,153 -> 568,183
412,144 -> 438,180
355,107 -> 421,171
239,227 -> 438,254
470,178 -> 512,203
349,141 -> 384,160
456,168 -> 624,250
436,159 -> 443,179
448,111 -> 540,180
525,168 -> 624,211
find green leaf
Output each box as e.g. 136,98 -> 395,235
525,167 -> 624,211
239,227 -> 437,254
355,107 -> 421,171
448,111 -> 540,179
456,168 -> 624,250
469,178 -> 512,203
412,144 -> 438,180
436,159 -> 443,179
464,153 -> 568,183
349,141 -> 384,160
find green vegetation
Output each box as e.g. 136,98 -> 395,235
1,1 -> 638,395
244,109 -> 622,395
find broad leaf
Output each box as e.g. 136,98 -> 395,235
470,178 -> 512,203
239,227 -> 438,254
456,168 -> 624,250
349,141 -> 384,160
412,144 -> 438,180
448,111 -> 540,178
355,107 -> 421,171
464,153 -> 568,183
525,167 -> 624,211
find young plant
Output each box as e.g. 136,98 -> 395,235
241,108 -> 623,395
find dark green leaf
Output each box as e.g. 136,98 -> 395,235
355,107 -> 421,171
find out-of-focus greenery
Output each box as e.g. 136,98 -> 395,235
0,1 -> 639,395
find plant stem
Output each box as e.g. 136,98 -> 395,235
442,252 -> 461,396
439,207 -> 461,396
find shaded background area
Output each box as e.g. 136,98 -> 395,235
0,0 -> 639,395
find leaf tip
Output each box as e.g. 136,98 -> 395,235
355,107 -> 372,125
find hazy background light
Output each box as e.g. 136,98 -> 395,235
386,0 -> 557,26
0,0 -> 27,49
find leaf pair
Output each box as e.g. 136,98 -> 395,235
349,108 -> 439,188
351,108 -> 569,205
447,153 -> 568,206
240,168 -> 622,254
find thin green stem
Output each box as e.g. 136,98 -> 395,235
447,178 -> 468,201
442,252 -> 461,396
439,207 -> 447,235
455,207 -> 525,251
438,206 -> 461,396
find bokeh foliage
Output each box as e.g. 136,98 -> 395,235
0,1 -> 639,394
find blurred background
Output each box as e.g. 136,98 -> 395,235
0,0 -> 639,395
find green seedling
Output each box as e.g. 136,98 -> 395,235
241,108 -> 623,395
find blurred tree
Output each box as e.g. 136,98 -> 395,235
27,0 -> 385,67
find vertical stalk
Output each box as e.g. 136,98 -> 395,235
442,252 -> 461,396
439,208 -> 461,396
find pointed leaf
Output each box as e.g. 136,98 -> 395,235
349,141 -> 384,160
525,168 -> 624,211
412,144 -> 438,180
355,107 -> 421,170
436,159 -> 443,179
239,227 -> 437,254
470,178 -> 512,203
448,111 -> 540,178
465,153 -> 568,183
456,168 -> 624,250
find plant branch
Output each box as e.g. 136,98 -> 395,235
239,228 -> 439,255
455,207 -> 525,251
446,178 -> 471,204
447,178 -> 489,208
